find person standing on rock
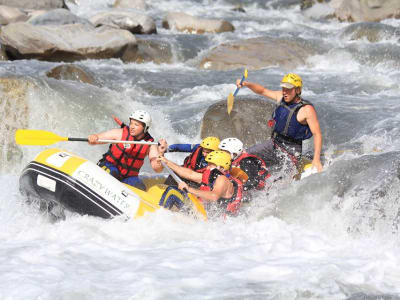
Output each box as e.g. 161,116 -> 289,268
236,73 -> 323,173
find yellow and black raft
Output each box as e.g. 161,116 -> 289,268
19,148 -> 207,220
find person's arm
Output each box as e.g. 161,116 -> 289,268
158,156 -> 203,183
168,143 -> 199,152
303,105 -> 323,172
149,139 -> 167,173
179,175 -> 229,202
237,80 -> 282,102
88,128 -> 123,145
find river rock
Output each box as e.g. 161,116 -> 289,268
162,12 -> 234,34
200,97 -> 276,149
341,22 -> 399,42
90,10 -> 156,34
0,44 -> 7,60
330,0 -> 400,22
113,0 -> 147,10
0,5 -> 28,25
0,0 -> 66,10
28,8 -> 92,26
301,0 -> 329,10
0,77 -> 30,171
46,64 -> 100,86
0,23 -> 138,62
122,38 -> 172,63
199,36 -> 319,71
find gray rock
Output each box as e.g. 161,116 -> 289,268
90,10 -> 156,34
301,0 -> 330,10
0,5 -> 28,25
0,44 -> 7,60
0,23 -> 138,62
199,36 -> 319,71
0,76 -> 29,171
341,22 -> 399,43
122,38 -> 172,64
162,12 -> 234,34
331,0 -> 400,22
113,0 -> 147,10
28,8 -> 92,26
46,64 -> 100,86
0,0 -> 66,10
200,97 -> 276,148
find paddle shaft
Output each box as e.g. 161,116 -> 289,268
70,137 -> 159,145
233,73 -> 246,97
161,161 -> 189,193
98,139 -> 159,145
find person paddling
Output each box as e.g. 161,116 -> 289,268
158,151 -> 244,216
88,110 -> 167,190
168,136 -> 220,172
219,137 -> 269,192
164,136 -> 220,186
236,73 -> 323,173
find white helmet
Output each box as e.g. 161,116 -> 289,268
129,110 -> 151,132
219,137 -> 243,160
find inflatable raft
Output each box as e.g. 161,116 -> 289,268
19,148 -> 207,220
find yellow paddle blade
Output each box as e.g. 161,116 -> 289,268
244,68 -> 248,79
15,129 -> 68,146
187,193 -> 207,220
227,93 -> 234,115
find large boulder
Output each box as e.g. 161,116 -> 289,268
0,5 -> 28,25
0,23 -> 138,62
200,97 -> 276,149
0,0 -> 66,10
0,77 -> 30,172
90,10 -> 156,34
330,0 -> 400,22
46,64 -> 100,86
199,36 -> 319,71
28,8 -> 92,26
162,12 -> 234,34
113,0 -> 147,10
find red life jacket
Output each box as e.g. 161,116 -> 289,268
232,152 -> 269,190
104,126 -> 154,178
183,146 -> 206,173
199,168 -> 243,215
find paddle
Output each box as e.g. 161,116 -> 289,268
15,129 -> 159,146
160,161 -> 188,192
160,160 -> 207,218
227,68 -> 248,115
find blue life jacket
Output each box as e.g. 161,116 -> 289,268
272,98 -> 313,145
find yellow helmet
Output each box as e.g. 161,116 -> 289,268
200,136 -> 220,151
205,150 -> 231,171
280,73 -> 302,89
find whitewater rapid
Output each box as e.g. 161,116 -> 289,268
1,0 -> 400,299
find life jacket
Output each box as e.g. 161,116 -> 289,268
183,146 -> 207,173
102,125 -> 154,178
232,152 -> 269,190
270,98 -> 313,145
199,168 -> 243,215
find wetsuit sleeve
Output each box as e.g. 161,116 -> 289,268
168,143 -> 199,152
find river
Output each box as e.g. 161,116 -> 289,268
1,0 -> 400,299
